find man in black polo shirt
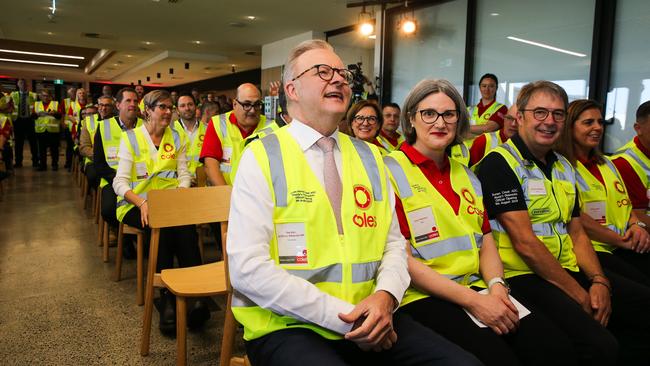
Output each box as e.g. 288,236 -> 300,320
476,80 -> 650,366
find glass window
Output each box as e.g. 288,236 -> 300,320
328,31 -> 376,102
471,0 -> 595,108
604,0 -> 650,153
388,0 -> 467,107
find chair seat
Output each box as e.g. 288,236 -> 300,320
161,261 -> 228,297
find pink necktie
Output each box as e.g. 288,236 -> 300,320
316,137 -> 343,234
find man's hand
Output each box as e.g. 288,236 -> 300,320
338,290 -> 397,351
589,281 -> 612,326
269,81 -> 281,97
623,225 -> 650,253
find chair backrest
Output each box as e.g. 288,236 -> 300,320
147,186 -> 231,229
196,166 -> 207,187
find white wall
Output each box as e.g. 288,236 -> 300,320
261,31 -> 326,70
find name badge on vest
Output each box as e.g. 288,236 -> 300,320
276,223 -> 308,265
135,162 -> 149,180
528,179 -> 546,195
407,206 -> 440,243
107,147 -> 118,161
584,201 -> 606,224
222,146 -> 232,165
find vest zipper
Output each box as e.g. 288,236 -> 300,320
549,184 -> 563,260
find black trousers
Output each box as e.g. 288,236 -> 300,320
101,185 -> 119,227
13,117 -> 37,166
400,288 -> 577,366
122,207 -> 201,272
597,251 -> 650,287
84,163 -> 98,189
36,132 -> 59,168
245,312 -> 483,366
64,128 -> 73,167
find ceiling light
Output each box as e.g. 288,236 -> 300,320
143,41 -> 152,45
0,49 -> 84,60
491,12 -> 500,16
47,32 -> 54,35
368,35 -> 377,39
358,5 -> 374,36
246,16 -> 256,20
125,54 -> 133,58
192,40 -> 202,45
0,58 -> 78,67
401,19 -> 416,34
507,36 -> 587,57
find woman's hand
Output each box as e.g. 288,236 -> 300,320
139,201 -> 149,227
466,288 -> 519,335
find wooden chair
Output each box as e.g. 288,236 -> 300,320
194,166 -> 209,260
114,222 -> 146,306
141,186 -> 247,366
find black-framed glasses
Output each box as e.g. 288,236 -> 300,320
291,64 -> 354,84
416,109 -> 459,125
235,99 -> 264,111
521,108 -> 567,122
353,115 -> 378,125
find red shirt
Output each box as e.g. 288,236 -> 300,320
379,130 -> 400,147
613,136 -> 650,209
476,100 -> 507,129
199,113 -> 255,162
578,155 -> 605,187
468,129 -> 508,166
394,143 -> 491,240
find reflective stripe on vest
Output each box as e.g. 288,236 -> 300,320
411,233 -> 483,260
261,134 -> 384,207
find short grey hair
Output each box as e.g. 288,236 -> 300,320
516,80 -> 568,111
282,39 -> 334,86
401,79 -> 469,146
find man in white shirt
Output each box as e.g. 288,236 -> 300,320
227,40 -> 481,366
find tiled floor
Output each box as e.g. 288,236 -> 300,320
0,154 -> 242,365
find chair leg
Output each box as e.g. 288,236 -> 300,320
81,176 -> 87,201
114,223 -> 124,278
93,189 -> 100,223
219,295 -> 236,366
197,226 -> 204,264
176,296 -> 187,366
102,221 -> 110,263
136,233 -> 144,306
98,215 -> 104,246
141,229 -> 160,356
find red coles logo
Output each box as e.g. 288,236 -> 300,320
461,188 -> 475,204
199,134 -> 205,142
353,185 -> 372,210
161,143 -> 176,160
614,181 -> 626,194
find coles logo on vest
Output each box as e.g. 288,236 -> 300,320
353,184 -> 376,228
461,188 -> 484,216
614,180 -> 631,207
197,134 -> 205,148
161,143 -> 176,160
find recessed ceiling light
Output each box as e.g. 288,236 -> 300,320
0,49 -> 84,60
125,54 -> 133,58
246,16 -> 256,20
143,41 -> 152,45
490,12 -> 500,16
47,32 -> 54,35
0,58 -> 78,67
192,40 -> 202,45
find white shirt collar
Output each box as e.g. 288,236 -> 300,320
288,119 -> 340,152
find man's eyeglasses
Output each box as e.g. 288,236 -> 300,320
292,64 -> 354,84
520,108 -> 567,122
416,109 -> 459,125
353,115 -> 378,125
235,99 -> 264,111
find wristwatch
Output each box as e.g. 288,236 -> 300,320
631,221 -> 647,229
487,277 -> 510,293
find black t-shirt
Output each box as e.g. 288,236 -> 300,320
475,134 -> 580,220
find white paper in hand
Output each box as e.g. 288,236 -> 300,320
464,288 -> 531,328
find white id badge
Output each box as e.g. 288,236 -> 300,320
585,201 -> 607,224
276,223 -> 308,265
528,179 -> 547,195
222,147 -> 232,165
135,162 -> 149,180
406,207 -> 440,243
107,146 -> 118,160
